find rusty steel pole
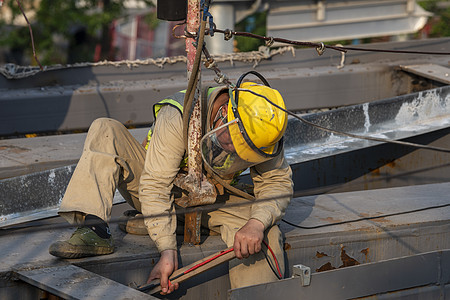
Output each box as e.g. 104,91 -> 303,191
186,1 -> 202,185
184,0 -> 203,245
181,0 -> 216,245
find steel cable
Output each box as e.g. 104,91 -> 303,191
211,28 -> 450,56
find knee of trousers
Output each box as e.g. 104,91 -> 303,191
89,118 -> 123,133
86,118 -> 129,148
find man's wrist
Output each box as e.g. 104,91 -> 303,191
160,249 -> 177,258
249,212 -> 272,230
247,218 -> 265,231
153,235 -> 177,253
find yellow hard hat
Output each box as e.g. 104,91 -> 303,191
227,82 -> 287,163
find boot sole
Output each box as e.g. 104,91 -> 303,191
49,241 -> 114,259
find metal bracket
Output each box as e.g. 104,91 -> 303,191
293,264 -> 311,286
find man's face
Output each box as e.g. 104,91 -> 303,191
212,103 -> 235,153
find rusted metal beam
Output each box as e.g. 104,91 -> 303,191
230,250 -> 450,300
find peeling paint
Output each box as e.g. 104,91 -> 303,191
316,251 -> 328,258
339,247 -> 360,268
316,262 -> 335,272
361,248 -> 369,261
284,243 -> 292,251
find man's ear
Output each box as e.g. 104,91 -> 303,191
210,93 -> 229,123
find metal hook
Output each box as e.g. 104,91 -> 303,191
224,29 -> 233,41
316,42 -> 326,56
335,43 -> 346,69
172,22 -> 187,39
265,37 -> 274,47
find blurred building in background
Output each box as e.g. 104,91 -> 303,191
1,0 -> 448,64
112,12 -> 185,60
113,0 -> 435,59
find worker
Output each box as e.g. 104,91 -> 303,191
49,80 -> 293,294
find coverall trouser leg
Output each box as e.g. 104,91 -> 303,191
206,204 -> 285,289
59,118 -> 145,224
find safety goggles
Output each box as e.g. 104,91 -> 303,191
202,119 -> 247,177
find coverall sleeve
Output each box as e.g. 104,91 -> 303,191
249,150 -> 293,230
139,105 -> 185,253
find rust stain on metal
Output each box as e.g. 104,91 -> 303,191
360,212 -> 381,217
174,173 -> 217,207
370,168 -> 381,176
316,262 -> 336,272
186,0 -> 199,70
319,216 -> 343,223
371,217 -> 389,223
284,243 -> 291,251
386,161 -> 397,168
377,158 -> 397,169
0,145 -> 30,153
184,211 -> 202,244
360,212 -> 389,223
361,248 -> 369,261
316,251 -> 328,258
339,247 -> 360,268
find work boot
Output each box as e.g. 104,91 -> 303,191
118,210 -> 147,235
49,227 -> 114,259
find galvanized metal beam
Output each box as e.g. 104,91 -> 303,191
1,38 -> 448,136
229,250 -> 450,299
1,181 -> 449,299
0,165 -> 125,227
400,63 -> 450,84
15,264 -> 155,299
1,86 -> 449,228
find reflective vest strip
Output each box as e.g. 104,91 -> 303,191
152,90 -> 186,120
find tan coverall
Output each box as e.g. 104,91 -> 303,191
59,97 -> 293,289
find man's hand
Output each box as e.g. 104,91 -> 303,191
147,249 -> 179,294
233,218 -> 265,259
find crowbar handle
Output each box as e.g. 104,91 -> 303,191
138,246 -> 236,294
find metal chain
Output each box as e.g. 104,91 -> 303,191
202,45 -> 235,89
